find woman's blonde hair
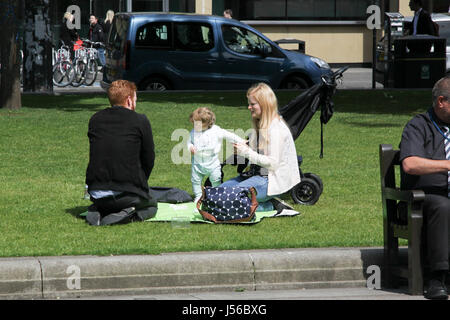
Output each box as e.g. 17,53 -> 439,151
189,107 -> 216,129
246,83 -> 279,152
105,10 -> 115,23
63,12 -> 73,22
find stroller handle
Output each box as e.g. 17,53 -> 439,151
321,65 -> 349,86
332,66 -> 349,80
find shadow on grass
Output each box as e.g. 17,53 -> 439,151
21,94 -> 108,112
20,89 -> 431,116
338,120 -> 404,128
66,206 -> 89,219
137,89 -> 431,117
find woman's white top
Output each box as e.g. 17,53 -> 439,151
239,117 -> 301,196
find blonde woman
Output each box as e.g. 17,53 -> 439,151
103,10 -> 115,35
220,83 -> 300,212
60,12 -> 79,58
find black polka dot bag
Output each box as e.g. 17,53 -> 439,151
197,186 -> 258,223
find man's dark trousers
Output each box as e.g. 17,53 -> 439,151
423,193 -> 450,272
91,192 -> 157,223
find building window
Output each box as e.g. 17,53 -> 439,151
133,0 -> 163,11
170,0 -> 195,12
225,0 -> 380,21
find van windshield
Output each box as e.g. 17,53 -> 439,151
108,15 -> 130,50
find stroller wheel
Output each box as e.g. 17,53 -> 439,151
304,173 -> 323,193
290,177 -> 321,205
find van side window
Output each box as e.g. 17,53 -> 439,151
136,23 -> 171,48
174,23 -> 214,52
222,25 -> 276,57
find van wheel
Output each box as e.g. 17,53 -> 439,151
282,76 -> 310,89
140,77 -> 170,91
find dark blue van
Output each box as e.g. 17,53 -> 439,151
102,12 -> 333,91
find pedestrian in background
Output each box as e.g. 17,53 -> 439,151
103,10 -> 114,38
223,9 -> 233,19
88,14 -> 105,67
60,12 -> 79,59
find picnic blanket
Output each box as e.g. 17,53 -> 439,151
80,202 -> 300,225
148,202 -> 300,224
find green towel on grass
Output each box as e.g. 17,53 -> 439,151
80,202 -> 300,224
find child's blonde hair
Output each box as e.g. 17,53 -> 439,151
189,107 -> 216,129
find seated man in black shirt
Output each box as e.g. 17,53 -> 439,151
399,76 -> 450,299
85,80 -> 157,225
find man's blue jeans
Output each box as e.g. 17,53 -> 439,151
220,175 -> 274,211
97,48 -> 106,66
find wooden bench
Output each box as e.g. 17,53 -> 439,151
379,144 -> 425,295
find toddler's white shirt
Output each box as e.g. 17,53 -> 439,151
188,125 -> 245,170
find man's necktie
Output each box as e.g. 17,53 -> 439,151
444,126 -> 450,197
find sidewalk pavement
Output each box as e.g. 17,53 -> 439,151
0,247 -> 422,300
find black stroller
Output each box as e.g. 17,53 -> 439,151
206,66 -> 348,205
278,66 -> 348,205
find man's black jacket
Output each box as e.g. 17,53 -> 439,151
88,22 -> 105,44
86,106 -> 155,199
405,9 -> 436,36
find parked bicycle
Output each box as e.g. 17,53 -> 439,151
71,43 -> 87,87
52,43 -> 74,87
71,39 -> 103,87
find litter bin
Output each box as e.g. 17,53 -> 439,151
393,36 -> 446,88
274,39 -> 305,54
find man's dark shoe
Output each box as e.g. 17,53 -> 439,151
100,207 -> 136,226
86,210 -> 101,226
424,278 -> 448,300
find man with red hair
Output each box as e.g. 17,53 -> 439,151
85,80 -> 157,225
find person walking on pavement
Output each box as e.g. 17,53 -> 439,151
407,0 -> 435,36
223,9 -> 233,19
89,14 -> 106,67
102,10 -> 114,37
60,12 -> 79,59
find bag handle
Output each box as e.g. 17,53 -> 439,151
247,187 -> 258,218
197,186 -> 218,223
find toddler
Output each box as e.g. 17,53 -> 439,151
188,107 -> 245,203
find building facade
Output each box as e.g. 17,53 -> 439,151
53,0 -> 449,65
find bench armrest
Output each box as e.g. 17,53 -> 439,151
383,187 -> 425,203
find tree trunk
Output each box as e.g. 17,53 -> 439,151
0,0 -> 22,109
22,0 -> 53,93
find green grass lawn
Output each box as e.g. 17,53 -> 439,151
0,89 -> 430,257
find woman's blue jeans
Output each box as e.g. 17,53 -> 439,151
220,175 -> 274,211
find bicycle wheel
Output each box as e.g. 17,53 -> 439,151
84,59 -> 98,86
71,59 -> 86,87
52,61 -> 74,87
